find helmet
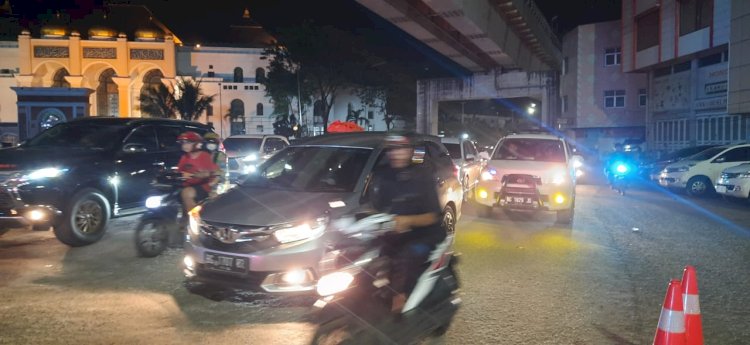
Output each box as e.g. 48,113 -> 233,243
384,135 -> 411,149
177,131 -> 203,143
203,132 -> 221,144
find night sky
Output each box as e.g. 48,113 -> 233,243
7,0 -> 623,77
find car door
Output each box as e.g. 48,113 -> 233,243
462,140 -> 480,189
424,141 -> 460,211
709,146 -> 750,183
154,125 -> 186,171
116,126 -> 161,209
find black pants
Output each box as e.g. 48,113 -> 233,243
384,235 -> 440,295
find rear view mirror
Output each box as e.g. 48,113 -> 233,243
465,154 -> 475,162
478,152 -> 491,161
123,143 -> 148,153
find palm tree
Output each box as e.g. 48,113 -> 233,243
139,77 -> 215,121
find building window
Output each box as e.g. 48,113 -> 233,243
368,111 -> 374,120
604,90 -> 625,108
562,57 -> 568,75
233,67 -> 244,83
562,95 -> 568,112
52,68 -> 70,88
256,125 -> 264,133
256,103 -> 264,116
698,53 -> 722,67
96,68 -> 119,116
255,68 -> 266,83
604,47 -> 621,66
673,61 -> 691,73
233,85 -> 237,90
680,0 -> 713,36
207,71 -> 215,78
206,106 -> 213,116
636,10 -> 660,51
244,85 -> 249,90
639,89 -> 647,107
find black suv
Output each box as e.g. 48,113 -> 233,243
0,117 -> 212,246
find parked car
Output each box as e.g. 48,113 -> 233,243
715,163 -> 750,200
223,135 -> 289,181
441,137 -> 485,200
640,145 -> 718,180
474,133 -> 580,224
659,144 -> 750,197
183,132 -> 463,293
0,117 -> 213,246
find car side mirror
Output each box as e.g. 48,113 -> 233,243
122,143 -> 148,153
465,154 -> 475,162
412,147 -> 426,164
479,151 -> 491,161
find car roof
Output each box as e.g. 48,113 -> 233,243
292,132 -> 440,149
67,117 -> 212,129
503,133 -> 562,140
227,134 -> 282,139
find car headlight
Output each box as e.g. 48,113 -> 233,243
317,271 -> 354,296
24,167 -> 67,180
243,154 -> 258,162
552,171 -> 567,185
188,205 -> 202,236
481,168 -> 497,181
243,164 -> 257,174
273,217 -> 327,243
145,195 -> 164,209
676,166 -> 691,172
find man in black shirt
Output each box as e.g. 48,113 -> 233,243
371,135 -> 446,313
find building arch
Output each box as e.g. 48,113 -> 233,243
96,68 -> 119,116
52,68 -> 70,88
31,61 -> 69,87
255,68 -> 265,83
233,67 -> 244,83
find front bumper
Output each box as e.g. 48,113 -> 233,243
715,178 -> 750,198
658,171 -> 687,188
473,180 -> 574,211
184,234 -> 327,294
0,188 -> 61,229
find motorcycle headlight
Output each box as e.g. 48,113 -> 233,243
145,195 -> 164,209
273,217 -> 327,243
188,205 -> 202,236
243,154 -> 258,162
24,167 -> 68,180
616,164 -> 629,174
481,168 -> 497,181
316,271 -> 354,296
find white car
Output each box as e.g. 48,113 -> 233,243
715,163 -> 750,200
659,144 -> 750,197
474,133 -> 581,224
441,137 -> 485,200
223,135 -> 289,181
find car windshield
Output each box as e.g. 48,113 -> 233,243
24,122 -> 128,150
224,137 -> 262,153
241,146 -> 372,192
443,143 -> 461,158
686,147 -> 725,161
492,138 -> 566,162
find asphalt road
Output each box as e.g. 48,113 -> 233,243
1,181 -> 749,344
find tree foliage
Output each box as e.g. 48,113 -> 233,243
139,78 -> 215,121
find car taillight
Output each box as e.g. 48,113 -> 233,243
454,164 -> 460,178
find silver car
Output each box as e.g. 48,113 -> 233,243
183,133 -> 463,293
223,135 -> 289,181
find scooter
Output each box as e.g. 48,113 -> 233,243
310,213 -> 461,345
134,171 -> 188,257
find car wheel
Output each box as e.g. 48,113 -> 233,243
53,188 -> 110,247
556,200 -> 575,225
686,176 -> 713,197
442,206 -> 456,235
135,218 -> 171,258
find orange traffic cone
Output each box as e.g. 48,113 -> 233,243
653,279 -> 687,345
681,266 -> 704,345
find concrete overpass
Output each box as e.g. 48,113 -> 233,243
356,0 -> 563,135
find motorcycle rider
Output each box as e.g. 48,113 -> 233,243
370,134 -> 445,313
202,132 -> 228,194
176,131 -> 219,211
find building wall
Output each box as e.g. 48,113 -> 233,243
0,41 -> 18,125
728,0 -> 750,114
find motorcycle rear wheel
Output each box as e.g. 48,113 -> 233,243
135,218 -> 171,258
311,317 -> 381,345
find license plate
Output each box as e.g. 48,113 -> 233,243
716,185 -> 727,193
204,252 -> 248,273
506,196 -> 534,205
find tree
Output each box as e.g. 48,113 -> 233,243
139,77 -> 215,121
263,24 -> 378,133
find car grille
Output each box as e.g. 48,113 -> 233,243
0,189 -> 16,209
199,222 -> 277,254
665,167 -> 682,173
722,172 -> 741,179
501,174 -> 541,186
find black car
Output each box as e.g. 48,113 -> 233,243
0,117 -> 212,246
639,145 -> 718,180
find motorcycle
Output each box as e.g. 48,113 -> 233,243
608,161 -> 634,196
134,171 -> 188,257
310,213 -> 461,345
